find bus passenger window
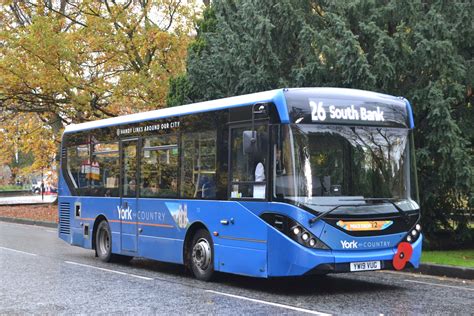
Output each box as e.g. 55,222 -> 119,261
140,135 -> 178,198
181,131 -> 217,199
89,142 -> 119,197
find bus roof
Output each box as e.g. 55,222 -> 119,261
64,89 -> 286,133
64,88 -> 412,133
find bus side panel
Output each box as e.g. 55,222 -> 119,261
131,200 -> 270,275
58,195 -> 74,244
214,244 -> 267,277
210,201 -> 268,277
267,226 -> 334,276
58,172 -> 73,243
136,199 -> 183,264
58,195 -> 122,252
139,236 -> 183,264
58,196 -> 88,247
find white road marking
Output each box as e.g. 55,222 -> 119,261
379,270 -> 474,283
0,246 -> 37,256
205,289 -> 331,315
45,230 -> 57,233
64,261 -> 153,281
404,279 -> 474,291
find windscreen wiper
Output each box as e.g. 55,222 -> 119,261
342,198 -> 411,224
308,198 -> 411,226
308,203 -> 366,226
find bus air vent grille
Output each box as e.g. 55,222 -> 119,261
59,202 -> 71,235
61,148 -> 67,160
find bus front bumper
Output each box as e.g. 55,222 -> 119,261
267,228 -> 422,277
306,234 -> 423,275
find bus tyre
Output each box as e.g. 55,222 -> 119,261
96,220 -> 114,262
190,229 -> 214,281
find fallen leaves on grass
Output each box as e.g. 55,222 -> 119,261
0,204 -> 57,223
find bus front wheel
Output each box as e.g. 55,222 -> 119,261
190,229 -> 214,281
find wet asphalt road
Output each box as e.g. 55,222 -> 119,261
1,221 -> 473,315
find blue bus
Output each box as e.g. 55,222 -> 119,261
58,88 -> 422,281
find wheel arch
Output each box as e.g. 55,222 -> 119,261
183,221 -> 210,268
92,214 -> 108,251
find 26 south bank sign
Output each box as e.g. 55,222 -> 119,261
309,100 -> 385,122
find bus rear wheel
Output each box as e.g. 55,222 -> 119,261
190,229 -> 214,281
96,220 -> 114,262
95,220 -> 133,263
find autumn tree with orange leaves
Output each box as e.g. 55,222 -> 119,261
0,0 -> 197,180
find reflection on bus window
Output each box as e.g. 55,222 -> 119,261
276,125 -> 410,204
181,131 -> 217,199
67,144 -> 90,191
230,126 -> 268,199
141,135 -> 178,198
122,141 -> 137,198
90,142 -> 119,197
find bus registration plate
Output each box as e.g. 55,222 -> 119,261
350,261 -> 381,272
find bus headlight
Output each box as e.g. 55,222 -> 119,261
260,212 -> 330,250
301,232 -> 309,241
405,222 -> 421,243
290,224 -> 329,250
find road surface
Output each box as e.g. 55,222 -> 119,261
0,221 -> 473,314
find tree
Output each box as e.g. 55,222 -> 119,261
168,0 -> 473,243
0,113 -> 53,182
0,0 -> 197,173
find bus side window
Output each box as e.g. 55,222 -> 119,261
180,131 -> 217,199
230,126 -> 268,199
89,142 -> 119,197
140,135 -> 179,198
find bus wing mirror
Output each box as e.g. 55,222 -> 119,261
243,131 -> 257,154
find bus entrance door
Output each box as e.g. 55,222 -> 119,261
120,139 -> 139,253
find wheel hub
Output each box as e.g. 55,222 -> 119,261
192,238 -> 211,271
99,228 -> 110,255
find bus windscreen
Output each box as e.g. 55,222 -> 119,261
275,124 -> 419,213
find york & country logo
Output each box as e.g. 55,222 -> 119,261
340,240 -> 358,249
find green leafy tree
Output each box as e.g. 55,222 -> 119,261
169,0 -> 473,243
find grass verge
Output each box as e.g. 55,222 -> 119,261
421,249 -> 474,268
0,185 -> 28,191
